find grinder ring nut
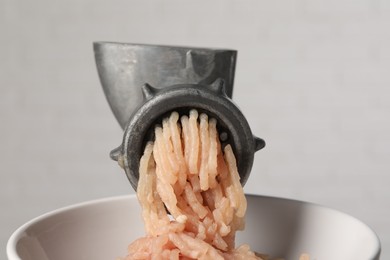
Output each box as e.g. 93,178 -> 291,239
111,80 -> 265,191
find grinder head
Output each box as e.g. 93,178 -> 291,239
93,42 -> 265,191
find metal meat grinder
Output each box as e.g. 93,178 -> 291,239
93,42 -> 265,191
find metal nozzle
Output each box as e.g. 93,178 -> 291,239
94,42 -> 265,191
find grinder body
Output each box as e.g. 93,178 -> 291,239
94,42 -> 264,191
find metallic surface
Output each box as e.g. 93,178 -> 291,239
94,42 -> 237,129
94,42 -> 265,190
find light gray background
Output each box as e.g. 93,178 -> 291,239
1,0 -> 389,259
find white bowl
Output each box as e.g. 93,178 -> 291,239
7,195 -> 381,260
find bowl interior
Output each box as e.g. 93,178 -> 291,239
7,195 -> 381,260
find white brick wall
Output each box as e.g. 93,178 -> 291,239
1,0 -> 389,258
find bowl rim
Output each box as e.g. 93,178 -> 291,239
6,195 -> 136,260
7,194 -> 381,260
